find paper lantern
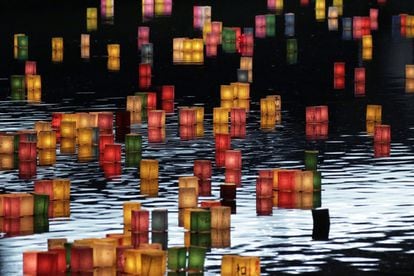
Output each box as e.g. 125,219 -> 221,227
148,110 -> 165,128
51,37 -> 63,51
301,171 -> 314,192
48,200 -> 70,218
224,150 -> 241,170
19,161 -> 37,179
131,209 -> 150,233
98,112 -> 113,133
151,209 -> 168,232
138,26 -> 150,50
230,107 -> 246,125
213,107 -> 229,125
60,121 -> 76,139
167,247 -> 187,271
33,194 -> 49,216
23,251 -> 58,275
256,197 -> 273,216
221,255 -> 260,276
71,246 -> 93,272
256,177 -> 273,198
194,160 -> 212,180
124,249 -> 166,275
366,105 -> 382,122
107,57 -> 120,71
220,183 -> 236,200
0,153 -> 15,170
284,13 -> 295,37
306,106 -> 329,123
148,127 -> 165,143
123,202 -> 141,230
37,131 -> 56,150
140,159 -> 158,179
179,108 -> 196,126
215,133 -> 231,151
140,178 -> 158,197
210,206 -> 231,229
230,124 -> 246,139
374,125 -> 391,143
306,123 -> 329,140
184,208 -> 211,232
0,134 -> 15,154
107,44 -> 120,58
374,142 -> 390,158
38,149 -> 56,166
161,85 -> 174,101
3,193 -> 34,218
277,170 -> 301,191
103,144 -> 121,163
178,187 -> 197,209
146,92 -> 157,110
125,134 -> 142,153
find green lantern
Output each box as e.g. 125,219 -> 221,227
152,209 -> 168,232
33,215 -> 49,233
64,242 -> 73,268
190,209 -> 211,233
167,247 -> 187,271
125,152 -> 141,167
11,75 -> 25,90
305,150 -> 318,171
135,92 -> 148,109
222,28 -> 236,53
286,39 -> 297,53
313,171 -> 322,191
190,232 -> 211,248
33,193 -> 50,216
13,135 -> 20,152
188,246 -> 206,272
152,232 -> 168,250
17,47 -> 28,61
265,15 -> 276,37
125,134 -> 142,152
222,41 -> 236,53
17,35 -> 29,48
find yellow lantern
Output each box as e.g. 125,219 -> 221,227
0,134 -> 15,154
221,100 -> 234,109
77,113 -> 93,129
315,8 -> 325,21
213,123 -> 229,135
178,187 -> 197,209
123,202 -> 141,230
81,34 -> 90,48
183,39 -> 193,52
140,159 -> 158,180
333,0 -> 343,16
52,37 -> 64,51
27,89 -> 41,103
92,238 -> 118,267
173,50 -> 184,63
196,123 -> 204,137
301,171 -> 314,192
221,255 -> 260,276
49,200 -> 70,217
37,131 -> 56,149
173,38 -> 185,51
220,85 -> 235,101
78,128 -> 93,145
266,95 -> 281,110
124,249 -> 166,275
78,145 -> 94,162
211,206 -> 231,229
362,47 -> 372,61
192,51 -> 204,64
260,115 -> 276,130
140,179 -> 159,197
260,98 -> 276,116
231,82 -> 250,99
127,96 -> 143,113
235,99 -> 250,112
192,39 -> 204,52
107,44 -> 120,58
52,50 -> 63,63
211,229 -> 231,248
315,0 -> 325,10
26,75 -> 41,91
86,7 -> 98,19
108,57 -> 120,71
192,107 -> 205,123
178,176 -> 199,195
47,238 -> 67,249
213,107 -> 229,124
60,121 -> 76,138
366,105 -> 382,122
35,121 -> 52,134
406,65 -> 414,79
38,149 -> 56,166
52,179 -> 71,200
362,35 -> 373,48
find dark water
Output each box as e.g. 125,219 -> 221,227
1,0 -> 414,275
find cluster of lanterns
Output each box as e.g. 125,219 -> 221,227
173,38 -> 204,64
142,0 -> 172,20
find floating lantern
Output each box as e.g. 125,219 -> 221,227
148,127 -> 165,143
25,61 -> 37,75
179,176 -> 200,196
161,85 -> 174,101
123,202 -> 141,231
140,159 -> 158,179
220,183 -> 236,200
19,161 -> 37,179
230,124 -> 246,139
23,251 -> 58,275
14,33 -> 28,48
103,144 -> 121,163
220,85 -> 235,101
123,249 -> 166,275
138,26 -> 150,50
199,179 -> 212,196
354,67 -> 366,96
333,62 -> 345,89
19,141 -> 36,161
406,64 -> 414,93
167,247 -> 187,271
225,169 -> 241,185
131,209 -> 150,233
140,178 -> 159,196
194,160 -> 212,180
374,125 -> 391,144
37,131 -> 56,150
0,134 -> 15,154
151,209 -> 168,232
125,134 -> 142,153
51,37 -> 63,51
224,150 -> 241,170
148,110 -> 165,128
256,197 -> 273,216
370,9 -> 378,30
71,246 -> 93,272
193,6 -> 211,29
362,35 -> 373,61
315,0 -> 325,21
301,171 -> 314,192
213,107 -> 229,125
183,208 -> 211,232
48,239 -> 67,250
60,121 -> 76,139
306,106 -> 329,123
3,193 -> 34,218
178,187 -> 197,209
374,142 -> 390,158
215,133 -> 231,151
211,206 -> 231,229
256,177 -> 273,198
366,105 -> 382,122
99,134 -> 114,154
10,75 -> 25,100
179,125 -> 196,141
179,108 -> 196,126
221,255 -> 261,276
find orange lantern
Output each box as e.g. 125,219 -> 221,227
148,110 -> 165,128
140,159 -> 158,179
224,150 -> 241,170
179,107 -> 196,126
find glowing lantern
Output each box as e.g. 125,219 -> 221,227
179,187 -> 197,209
210,206 -> 231,229
37,131 -> 56,150
256,177 -> 273,198
103,144 -> 121,163
161,85 -> 174,101
23,251 -> 58,275
374,143 -> 390,158
366,105 -> 382,122
220,183 -> 236,200
71,246 -> 93,272
25,61 -> 37,75
194,160 -> 212,180
406,65 -> 414,93
277,170 -> 301,191
183,208 -> 211,232
138,26 -> 150,50
19,141 -> 36,161
131,209 -> 150,233
148,110 -> 165,128
10,75 -> 25,100
19,161 -> 37,179
3,193 -> 34,218
0,134 -> 15,154
215,133 -> 231,151
123,202 -> 141,231
140,159 -> 158,180
333,62 -> 345,89
124,249 -> 166,275
224,150 -> 241,171
220,85 -> 234,101
213,107 -> 229,125
370,9 -> 378,30
148,127 -> 166,143
108,57 -> 120,71
374,125 -> 391,143
306,106 -> 329,123
221,255 -> 261,276
354,67 -> 366,96
179,108 -> 196,126
304,150 -> 318,171
107,44 -> 120,58
125,134 -> 142,153
127,96 -> 143,113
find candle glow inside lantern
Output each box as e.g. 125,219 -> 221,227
140,159 -> 158,180
366,105 -> 382,123
23,251 -> 58,275
179,187 -> 197,209
334,62 -> 345,89
374,125 -> 391,144
148,110 -> 166,128
221,255 -> 261,276
107,44 -> 120,58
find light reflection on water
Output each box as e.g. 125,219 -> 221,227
0,97 -> 413,275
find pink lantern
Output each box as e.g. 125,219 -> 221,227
131,209 -> 150,233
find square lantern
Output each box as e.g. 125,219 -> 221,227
179,176 -> 199,196
211,206 -> 231,229
3,193 -> 34,218
178,187 -> 197,209
148,110 -> 166,128
193,160 -> 212,180
366,105 -> 382,122
23,251 -> 58,275
131,209 -> 150,233
256,177 -> 273,198
151,209 -> 168,232
140,159 -> 158,179
374,125 -> 391,144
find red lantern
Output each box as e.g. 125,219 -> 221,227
3,194 -> 34,218
354,67 -> 366,96
230,124 -> 246,139
199,179 -> 212,196
230,107 -> 246,125
98,112 -> 113,133
48,248 -> 67,273
25,61 -> 37,75
220,183 -> 236,200
400,14 -> 407,27
306,106 -> 328,123
99,134 -> 114,152
374,142 -> 390,158
132,232 -> 149,248
225,169 -> 241,185
300,0 -> 309,6
258,169 -> 273,179
306,123 -> 328,140
256,177 -> 273,198
139,63 -> 151,77
334,62 -> 345,90
139,77 -> 151,90
215,133 -> 231,150
225,150 -> 241,170
71,246 -> 93,272
374,125 -> 391,143
161,100 -> 174,113
19,161 -> 37,179
161,85 -> 174,101
179,108 -> 196,126
51,113 -> 63,139
103,162 -> 122,178
34,179 -> 54,199
138,26 -> 150,50
148,110 -> 165,128
148,127 -> 165,143
215,150 -> 226,168
179,125 -> 196,141
104,144 -> 121,163
147,92 -> 157,110
194,160 -> 212,180
277,191 -> 298,209
23,251 -> 58,275
278,171 -> 296,191
131,209 -> 150,233
256,198 -> 273,216
19,141 -> 37,161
